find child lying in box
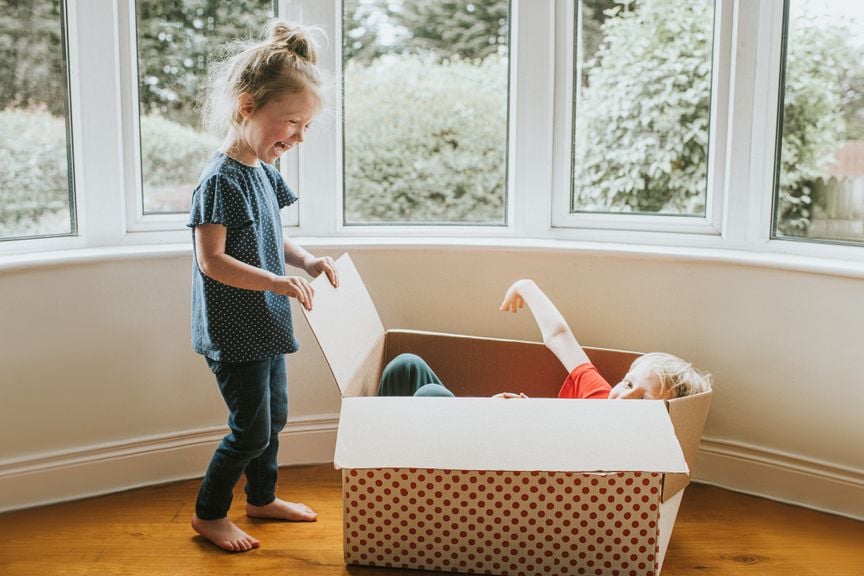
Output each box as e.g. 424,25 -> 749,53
378,279 -> 711,400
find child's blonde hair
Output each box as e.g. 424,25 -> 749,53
630,352 -> 712,399
203,19 -> 325,136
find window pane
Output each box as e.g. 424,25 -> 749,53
571,0 -> 715,216
343,0 -> 510,225
774,0 -> 864,244
0,0 -> 75,240
135,0 -> 273,214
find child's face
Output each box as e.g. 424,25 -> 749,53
240,89 -> 320,164
608,362 -> 672,400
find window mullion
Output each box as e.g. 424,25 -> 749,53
742,0 -> 785,248
281,0 -> 340,236
73,0 -> 127,247
702,0 -> 734,239
117,0 -> 146,236
717,0 -> 762,246
553,0 -> 720,235
550,0 -> 575,232
721,0 -> 784,248
512,0 -> 555,236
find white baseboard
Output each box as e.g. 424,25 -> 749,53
0,414 -> 339,514
693,437 -> 864,521
2,424 -> 862,521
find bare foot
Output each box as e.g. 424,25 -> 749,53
191,514 -> 260,552
246,498 -> 318,522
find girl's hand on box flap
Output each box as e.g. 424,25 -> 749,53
492,392 -> 529,399
273,275 -> 314,311
304,255 -> 339,288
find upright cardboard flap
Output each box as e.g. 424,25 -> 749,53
335,397 -> 690,473
663,390 -> 712,500
300,254 -> 385,396
657,489 -> 685,572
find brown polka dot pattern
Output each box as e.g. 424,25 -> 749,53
343,468 -> 663,576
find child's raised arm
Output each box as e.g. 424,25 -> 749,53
499,279 -> 590,373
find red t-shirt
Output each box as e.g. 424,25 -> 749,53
557,363 -> 611,399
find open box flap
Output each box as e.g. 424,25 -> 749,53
662,390 -> 712,500
300,254 -> 385,397
335,397 -> 690,474
656,488 -> 685,572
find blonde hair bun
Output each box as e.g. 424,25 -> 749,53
266,20 -> 319,65
202,18 -> 327,137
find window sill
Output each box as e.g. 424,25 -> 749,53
3,235 -> 864,280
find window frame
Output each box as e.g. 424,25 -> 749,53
118,0 -> 298,238
285,0 -> 524,238
0,0 -> 79,249
549,0 -> 730,238
768,0 -> 864,250
1,0 -> 863,269
339,0 -> 515,230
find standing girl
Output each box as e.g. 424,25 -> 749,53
187,19 -> 338,552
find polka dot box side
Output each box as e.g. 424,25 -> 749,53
343,467 -> 663,576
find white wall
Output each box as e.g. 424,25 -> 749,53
1,245 -> 862,518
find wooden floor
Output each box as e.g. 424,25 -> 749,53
0,464 -> 861,576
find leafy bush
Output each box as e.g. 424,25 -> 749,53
140,115 -> 219,213
4,1 -> 860,234
0,108 -> 71,237
0,109 -> 217,235
573,0 -> 714,215
0,2 -> 68,117
573,0 -> 861,236
134,0 -> 273,127
775,19 -> 853,236
343,53 -> 508,223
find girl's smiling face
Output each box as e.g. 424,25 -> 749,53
234,88 -> 320,165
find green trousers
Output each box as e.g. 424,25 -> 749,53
377,353 -> 455,397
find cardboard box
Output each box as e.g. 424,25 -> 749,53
302,254 -> 711,576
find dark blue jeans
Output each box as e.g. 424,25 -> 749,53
196,355 -> 288,520
377,354 -> 455,397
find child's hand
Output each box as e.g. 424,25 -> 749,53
273,275 -> 315,311
304,256 -> 339,288
499,280 -> 529,313
492,392 -> 529,399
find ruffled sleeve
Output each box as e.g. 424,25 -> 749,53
187,174 -> 255,229
264,164 -> 298,209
